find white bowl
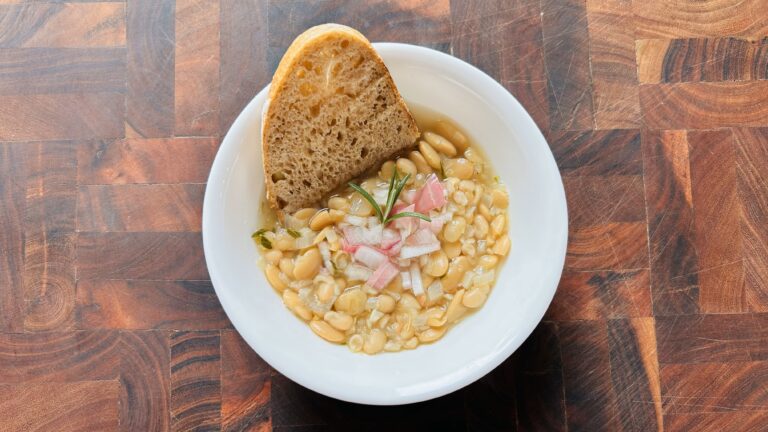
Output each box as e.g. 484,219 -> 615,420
203,43 -> 567,405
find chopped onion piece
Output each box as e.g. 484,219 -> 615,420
415,174 -> 447,213
345,264 -> 372,282
353,245 -> 388,269
342,225 -> 383,247
400,271 -> 412,289
460,270 -> 475,289
367,260 -> 399,290
426,280 -> 443,304
409,262 -> 424,296
318,241 -> 333,273
344,215 -> 368,226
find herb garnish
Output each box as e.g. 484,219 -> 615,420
286,228 -> 301,238
251,229 -> 273,249
348,170 -> 431,225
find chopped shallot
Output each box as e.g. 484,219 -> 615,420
318,241 -> 333,273
409,262 -> 424,296
367,260 -> 399,290
342,225 -> 383,247
345,263 -> 373,282
414,174 -> 447,214
353,245 -> 388,269
400,271 -> 412,289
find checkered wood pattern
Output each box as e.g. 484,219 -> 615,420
1,0 -> 767,430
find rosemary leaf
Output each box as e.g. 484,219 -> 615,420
348,182 -> 384,222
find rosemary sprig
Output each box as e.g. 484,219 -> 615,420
348,170 -> 431,224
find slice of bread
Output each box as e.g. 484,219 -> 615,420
262,23 -> 420,212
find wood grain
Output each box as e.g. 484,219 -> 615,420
548,270 -> 651,320
608,318 -> 662,431
0,381 -> 120,432
219,0 -> 269,135
689,129 -> 745,313
586,0 -> 640,129
564,175 -> 646,227
78,138 -> 218,184
551,129 -> 642,176
0,93 -> 124,141
77,184 -> 204,232
0,143 -> 26,332
661,361 -> 768,413
665,411 -> 768,432
175,0 -> 220,136
566,222 -> 649,271
642,130 -> 700,316
640,81 -> 768,130
221,330 -> 271,432
77,232 -> 209,280
171,331 -> 221,431
513,322 -> 567,432
0,330 -> 121,383
637,38 -> 768,83
465,356 -> 517,431
77,280 -> 230,330
541,0 -> 595,131
126,0 -> 175,138
0,47 -> 125,95
559,320 -> 620,431
734,128 -> 768,312
451,0 -> 549,132
656,314 -> 768,364
0,3 -> 126,48
119,330 -> 170,432
22,141 -> 77,331
633,0 -> 768,39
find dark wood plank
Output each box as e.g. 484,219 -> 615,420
734,128 -> 768,311
632,0 -> 768,39
689,129 -> 745,313
661,361 -> 768,413
0,47 -> 125,95
547,270 -> 651,320
665,411 -> 768,432
513,322 -> 567,432
465,356 -> 517,431
607,318 -> 662,431
126,0 -> 175,138
640,81 -> 768,130
78,138 -> 218,184
271,373 -> 466,431
175,0 -> 220,137
0,93 -> 124,141
170,331 -> 221,432
219,0 -> 269,135
540,0 -> 595,131
0,143 -> 26,332
566,222 -> 649,271
637,38 -> 768,83
119,330 -> 170,432
221,330 -> 271,432
451,0 -> 549,132
77,280 -> 230,330
586,0 -> 640,129
22,141 -> 77,331
0,3 -> 126,48
76,232 -> 209,280
0,330 -> 121,382
0,381 -> 120,432
558,320 -> 620,432
267,0 -> 452,73
550,129 -> 642,176
642,129 -> 700,316
77,184 -> 204,232
564,175 -> 646,227
656,314 -> 768,364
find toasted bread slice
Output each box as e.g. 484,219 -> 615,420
262,23 -> 420,212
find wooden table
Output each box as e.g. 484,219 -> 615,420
1,0 -> 767,430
